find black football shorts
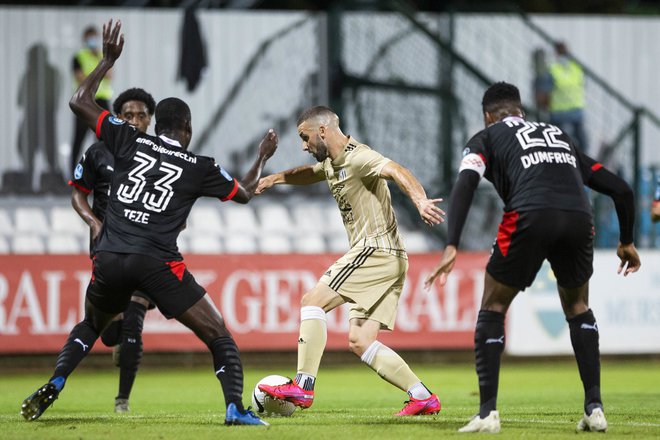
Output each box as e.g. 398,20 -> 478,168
87,251 -> 206,318
486,209 -> 594,290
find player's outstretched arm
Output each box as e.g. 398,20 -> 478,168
232,129 -> 278,203
70,19 -> 124,131
71,187 -> 103,239
255,165 -> 325,195
380,161 -> 445,226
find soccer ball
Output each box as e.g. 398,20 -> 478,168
251,375 -> 296,417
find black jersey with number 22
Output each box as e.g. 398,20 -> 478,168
94,111 -> 237,261
461,116 -> 602,214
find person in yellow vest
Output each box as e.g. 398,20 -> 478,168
70,26 -> 113,174
546,42 -> 588,152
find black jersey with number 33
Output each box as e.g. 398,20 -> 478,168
94,111 -> 238,260
460,115 -> 603,214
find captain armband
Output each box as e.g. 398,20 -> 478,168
458,153 -> 486,178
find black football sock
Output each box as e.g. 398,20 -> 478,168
567,309 -> 602,415
100,319 -> 122,347
52,316 -> 99,382
210,336 -> 245,412
117,301 -> 147,400
474,310 -> 505,418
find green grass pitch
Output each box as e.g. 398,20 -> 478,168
0,358 -> 658,439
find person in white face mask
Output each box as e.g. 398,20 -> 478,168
70,25 -> 114,174
545,41 -> 589,153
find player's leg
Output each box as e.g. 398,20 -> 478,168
114,295 -> 150,413
174,294 -> 266,425
549,210 -> 604,431
21,251 -> 133,421
259,282 -> 344,408
100,313 -> 123,347
348,317 -> 440,416
21,297 -> 118,421
461,211 -> 549,433
558,282 -> 606,431
142,258 -> 265,425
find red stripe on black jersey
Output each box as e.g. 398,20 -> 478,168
96,110 -> 110,139
478,153 -> 487,164
221,179 -> 239,202
68,180 -> 92,194
591,163 -> 603,172
496,211 -> 519,257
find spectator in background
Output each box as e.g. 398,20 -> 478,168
652,174 -> 660,222
70,25 -> 113,174
17,43 -> 63,192
540,42 -> 589,153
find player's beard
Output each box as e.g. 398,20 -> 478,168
312,139 -> 329,162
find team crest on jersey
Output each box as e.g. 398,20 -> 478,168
462,147 -> 471,157
218,166 -> 233,181
74,163 -> 84,180
109,116 -> 125,125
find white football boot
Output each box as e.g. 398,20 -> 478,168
576,407 -> 608,432
458,410 -> 501,433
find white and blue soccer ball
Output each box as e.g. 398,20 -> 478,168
251,375 -> 296,417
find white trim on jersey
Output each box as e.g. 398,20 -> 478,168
458,153 -> 486,177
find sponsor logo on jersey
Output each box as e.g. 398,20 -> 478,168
109,116 -> 126,125
338,169 -> 347,181
74,163 -> 84,180
219,167 -> 233,181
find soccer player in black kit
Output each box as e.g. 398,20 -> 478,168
69,87 -> 157,413
21,20 -> 277,426
424,82 -> 641,433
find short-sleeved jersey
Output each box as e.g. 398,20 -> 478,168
459,116 -> 598,214
69,142 -> 114,224
94,111 -> 238,261
313,137 -> 405,254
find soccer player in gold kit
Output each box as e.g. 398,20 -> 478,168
256,106 -> 445,416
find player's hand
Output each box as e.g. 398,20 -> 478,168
90,219 -> 102,240
416,198 -> 445,226
255,175 -> 275,195
616,242 -> 640,276
424,245 -> 457,289
651,201 -> 660,223
258,129 -> 278,160
102,19 -> 124,63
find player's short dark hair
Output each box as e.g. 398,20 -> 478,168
113,88 -> 156,116
481,82 -> 522,114
155,97 -> 191,131
297,106 -> 335,126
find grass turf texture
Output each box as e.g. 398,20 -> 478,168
1,359 -> 658,439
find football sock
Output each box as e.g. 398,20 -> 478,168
474,310 -> 505,419
210,336 -> 245,412
407,382 -> 433,400
100,318 -> 122,347
360,341 -> 421,392
52,316 -> 99,380
117,301 -> 147,400
295,373 -> 316,391
296,306 -> 327,379
567,309 -> 602,415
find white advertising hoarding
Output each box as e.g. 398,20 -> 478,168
507,251 -> 660,355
